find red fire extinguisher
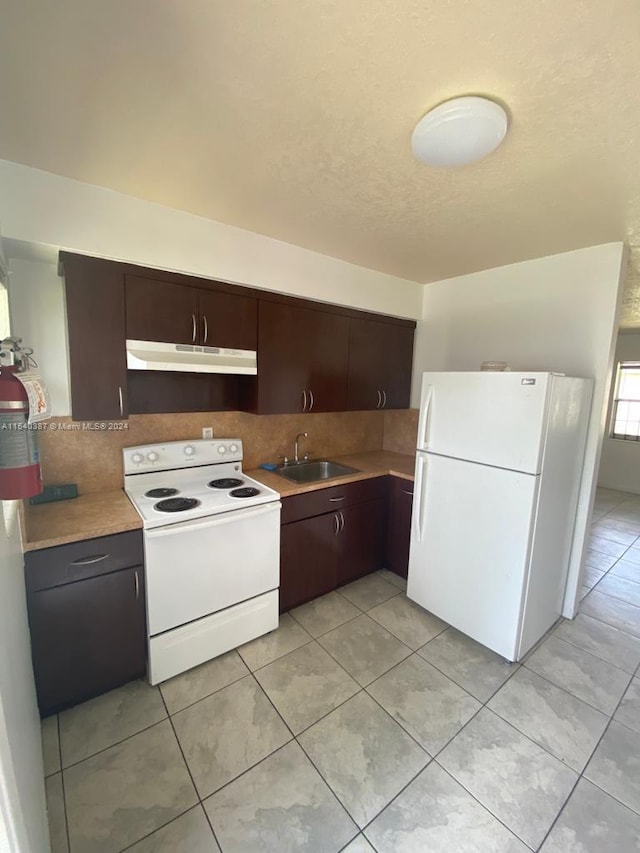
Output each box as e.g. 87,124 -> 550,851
0,337 -> 44,500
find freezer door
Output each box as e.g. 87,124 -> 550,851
417,371 -> 552,474
407,451 -> 538,661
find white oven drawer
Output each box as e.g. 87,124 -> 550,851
144,501 -> 281,636
148,590 -> 279,684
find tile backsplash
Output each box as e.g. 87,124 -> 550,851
37,409 -> 419,494
382,408 -> 418,455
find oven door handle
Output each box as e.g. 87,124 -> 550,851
145,501 -> 282,537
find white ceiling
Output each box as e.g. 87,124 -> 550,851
1,1 -> 640,322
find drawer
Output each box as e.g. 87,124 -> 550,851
390,475 -> 414,500
25,530 -> 144,592
281,476 -> 387,524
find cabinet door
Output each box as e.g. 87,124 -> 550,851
126,276 -> 199,345
257,301 -> 349,414
279,512 -> 341,611
337,498 -> 387,587
257,302 -> 313,414
386,477 -> 414,578
307,309 -> 350,412
346,318 -> 414,410
63,253 -> 128,421
198,289 -> 257,351
28,567 -> 146,715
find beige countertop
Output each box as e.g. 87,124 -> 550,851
22,490 -> 142,552
22,450 -> 415,551
248,450 -> 415,497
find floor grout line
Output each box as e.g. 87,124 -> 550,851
155,686 -> 225,853
57,706 -> 169,773
53,511 -> 640,850
533,649 -> 640,851
520,657 -> 632,717
56,713 -> 72,853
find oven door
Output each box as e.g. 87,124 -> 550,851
144,501 -> 281,635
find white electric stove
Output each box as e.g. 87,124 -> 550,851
124,439 -> 281,684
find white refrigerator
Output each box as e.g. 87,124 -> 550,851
407,371 -> 593,662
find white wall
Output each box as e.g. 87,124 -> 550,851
0,501 -> 49,853
412,243 -> 628,618
0,160 -> 422,320
598,330 -> 640,493
7,257 -> 71,417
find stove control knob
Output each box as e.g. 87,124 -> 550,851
229,443 -> 239,453
184,445 -> 195,456
217,445 -> 227,455
147,451 -> 159,463
131,452 -> 144,464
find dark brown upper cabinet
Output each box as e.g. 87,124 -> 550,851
61,251 -> 415,420
346,317 -> 415,411
62,253 -> 128,421
125,275 -> 257,350
254,301 -> 350,414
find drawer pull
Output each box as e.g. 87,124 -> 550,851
70,554 -> 110,566
329,496 -> 345,502
401,489 -> 414,496
134,570 -> 140,599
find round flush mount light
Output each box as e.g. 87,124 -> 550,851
411,96 -> 508,167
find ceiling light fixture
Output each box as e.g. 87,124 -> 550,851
411,96 -> 508,167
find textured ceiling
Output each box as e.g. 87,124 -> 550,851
2,1 -> 640,322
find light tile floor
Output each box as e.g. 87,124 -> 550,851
42,490 -> 640,852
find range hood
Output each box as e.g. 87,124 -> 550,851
126,339 -> 257,375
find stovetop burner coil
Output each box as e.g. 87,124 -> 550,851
155,497 -> 201,513
229,487 -> 260,499
208,478 -> 244,489
145,487 -> 179,498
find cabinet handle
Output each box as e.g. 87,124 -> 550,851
302,389 -> 307,412
401,489 -> 414,496
334,513 -> 340,536
382,390 -> 387,408
308,389 -> 314,411
134,570 -> 140,599
376,390 -> 382,408
339,510 -> 345,531
191,313 -> 197,343
70,554 -> 109,566
329,496 -> 345,502
202,315 -> 208,344
118,386 -> 124,418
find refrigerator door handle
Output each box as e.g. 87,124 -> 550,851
417,383 -> 433,449
412,454 -> 427,542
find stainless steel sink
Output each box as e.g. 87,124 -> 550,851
276,460 -> 360,484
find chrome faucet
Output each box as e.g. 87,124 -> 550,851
294,432 -> 308,464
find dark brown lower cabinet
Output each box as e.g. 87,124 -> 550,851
25,532 -> 147,716
279,478 -> 388,612
386,477 -> 414,578
280,512 -> 340,612
337,499 -> 387,586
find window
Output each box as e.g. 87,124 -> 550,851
611,362 -> 640,440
